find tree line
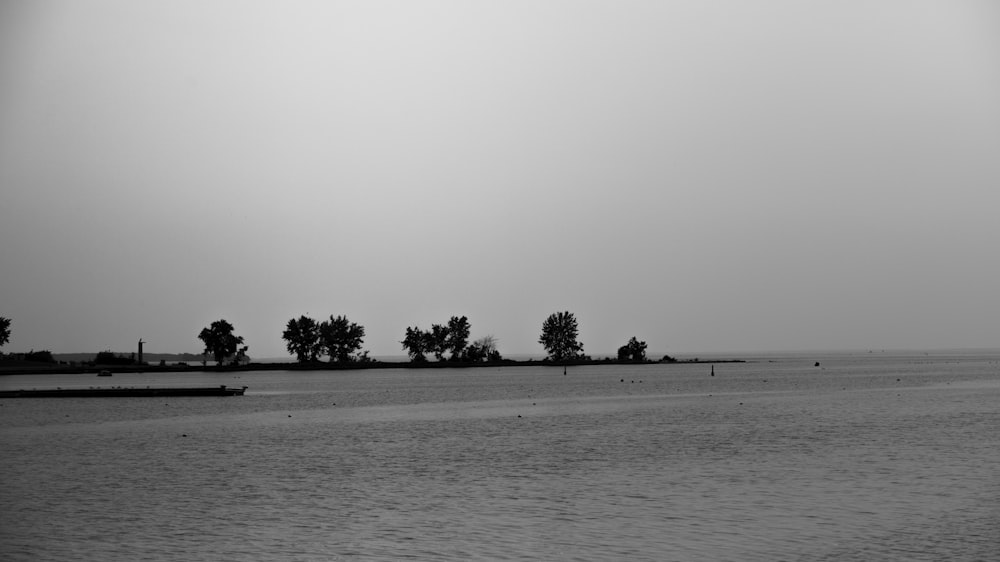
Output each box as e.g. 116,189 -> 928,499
0,312 -> 658,367
400,316 -> 501,363
0,317 -> 57,364
196,311 -> 655,366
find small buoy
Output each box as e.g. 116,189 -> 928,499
815,362 -> 820,367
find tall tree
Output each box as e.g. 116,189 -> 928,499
429,324 -> 450,361
0,316 -> 10,349
198,319 -> 246,365
401,326 -> 431,362
283,315 -> 321,362
617,336 -> 648,362
444,316 -> 470,361
403,316 -> 473,362
319,315 -> 367,363
539,311 -> 585,362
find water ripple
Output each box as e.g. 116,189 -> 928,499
2,357 -> 999,560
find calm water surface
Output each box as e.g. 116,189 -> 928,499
2,352 -> 999,561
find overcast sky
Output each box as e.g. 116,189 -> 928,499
1,0 -> 998,359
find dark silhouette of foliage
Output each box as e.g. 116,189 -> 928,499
283,315 -> 321,362
444,316 -> 470,361
24,349 -> 54,363
539,311 -> 585,362
94,350 -> 136,365
319,315 -> 367,363
429,324 -> 449,360
617,336 -> 648,362
0,316 -> 10,349
464,335 -> 501,362
198,319 -> 246,365
402,316 -> 474,362
464,344 -> 486,362
402,326 -> 431,362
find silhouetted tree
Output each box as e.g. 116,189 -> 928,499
539,311 -> 585,362
403,316 -> 473,362
283,315 -> 321,362
464,335 -> 501,362
617,336 -> 648,362
444,316 -> 470,361
0,316 -> 10,349
198,319 -> 246,365
429,324 -> 450,360
402,326 -> 431,362
319,315 -> 367,363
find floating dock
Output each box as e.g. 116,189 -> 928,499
0,385 -> 247,398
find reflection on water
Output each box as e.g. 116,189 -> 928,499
2,352 -> 999,561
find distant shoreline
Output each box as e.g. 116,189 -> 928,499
0,357 -> 745,376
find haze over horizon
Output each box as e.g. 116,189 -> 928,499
2,1 -> 998,360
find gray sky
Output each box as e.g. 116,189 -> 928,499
2,0 -> 998,359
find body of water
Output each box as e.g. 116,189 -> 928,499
1,351 -> 998,560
